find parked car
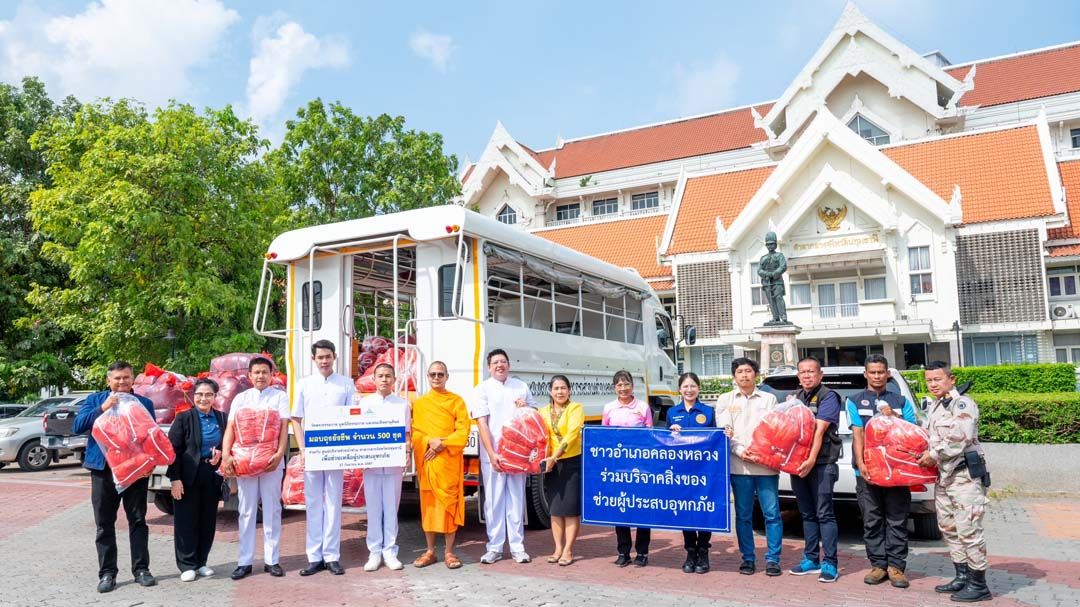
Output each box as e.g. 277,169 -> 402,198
0,392 -> 93,471
0,404 -> 29,419
756,366 -> 941,540
42,391 -> 97,458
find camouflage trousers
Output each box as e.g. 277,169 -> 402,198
935,469 -> 989,570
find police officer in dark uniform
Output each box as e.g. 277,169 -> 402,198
665,372 -> 716,574
787,356 -> 843,583
845,354 -> 919,589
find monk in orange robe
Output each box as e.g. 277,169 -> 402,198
411,361 -> 470,569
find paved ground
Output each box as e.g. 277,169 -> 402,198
2,462 -> 1079,607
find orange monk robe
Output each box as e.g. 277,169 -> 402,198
411,388 -> 470,533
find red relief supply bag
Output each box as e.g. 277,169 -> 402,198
862,415 -> 938,487
92,393 -> 174,492
342,468 -> 366,507
231,442 -> 279,477
210,352 -> 277,376
745,400 -> 816,475
281,455 -> 305,506
211,372 -> 253,415
354,347 -> 418,393
497,407 -> 549,475
230,407 -> 281,477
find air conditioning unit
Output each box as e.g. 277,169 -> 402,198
1052,304 -> 1078,320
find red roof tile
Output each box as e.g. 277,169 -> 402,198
1049,244 -> 1080,257
649,279 -> 675,292
947,42 -> 1080,107
883,126 -> 1056,224
668,166 -> 775,255
534,215 -> 670,279
1049,159 -> 1080,240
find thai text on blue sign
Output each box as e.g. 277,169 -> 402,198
303,405 -> 407,471
581,426 -> 730,533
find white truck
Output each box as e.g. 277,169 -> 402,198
247,205 -> 690,526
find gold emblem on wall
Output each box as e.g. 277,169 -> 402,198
817,205 -> 847,231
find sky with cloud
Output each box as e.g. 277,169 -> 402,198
1,0 -> 1078,165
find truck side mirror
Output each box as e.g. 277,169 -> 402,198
683,325 -> 697,346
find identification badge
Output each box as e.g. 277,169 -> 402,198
695,414 -> 707,425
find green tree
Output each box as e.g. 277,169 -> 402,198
28,99 -> 285,378
0,77 -> 80,399
270,98 -> 460,224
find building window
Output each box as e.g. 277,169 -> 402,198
593,198 -> 618,216
817,281 -> 858,318
1048,266 -> 1079,298
496,204 -> 517,225
700,346 -> 734,377
966,334 -> 1038,366
750,263 -> 767,306
631,191 -> 659,211
555,203 -> 580,222
1072,127 -> 1080,149
847,115 -> 891,146
790,283 -> 811,306
908,246 -> 933,295
863,276 -> 887,300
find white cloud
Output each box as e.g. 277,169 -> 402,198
245,16 -> 350,124
409,29 -> 455,73
664,53 -> 742,117
0,0 -> 239,106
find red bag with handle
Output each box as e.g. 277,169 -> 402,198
230,407 -> 281,476
744,401 -> 815,474
497,407 -> 549,474
863,415 -> 938,487
281,455 -> 305,505
92,393 -> 174,491
342,468 -> 366,507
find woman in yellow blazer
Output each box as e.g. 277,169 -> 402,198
540,375 -> 584,566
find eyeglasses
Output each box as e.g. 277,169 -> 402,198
193,393 -> 216,399
428,372 -> 447,378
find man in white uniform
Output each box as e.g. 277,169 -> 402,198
359,364 -> 412,572
291,340 -> 355,576
221,357 -> 290,580
470,348 -> 537,564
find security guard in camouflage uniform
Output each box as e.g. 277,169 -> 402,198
919,361 -> 992,603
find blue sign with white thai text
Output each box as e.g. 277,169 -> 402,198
581,426 -> 730,532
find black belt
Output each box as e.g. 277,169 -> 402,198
200,457 -> 215,464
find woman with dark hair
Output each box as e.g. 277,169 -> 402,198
540,375 -> 584,566
602,370 -> 652,567
167,378 -> 227,582
666,372 -> 716,573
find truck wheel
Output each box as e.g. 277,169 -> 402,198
525,473 -> 550,530
17,440 -> 51,472
154,492 -> 175,516
913,513 -> 941,540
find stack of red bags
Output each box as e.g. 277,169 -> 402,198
92,393 -> 176,491
205,352 -> 279,415
745,401 -> 815,474
342,468 -> 365,507
230,406 -> 281,477
281,455 -> 305,505
354,346 -> 417,393
497,407 -> 549,474
356,336 -> 393,377
133,363 -> 193,424
863,416 -> 938,486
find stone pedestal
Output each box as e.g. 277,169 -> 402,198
755,324 -> 802,370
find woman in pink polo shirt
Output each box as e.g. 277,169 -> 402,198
601,370 -> 653,567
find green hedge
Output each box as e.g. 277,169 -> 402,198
901,364 -> 1075,394
972,392 -> 1080,443
700,376 -> 733,394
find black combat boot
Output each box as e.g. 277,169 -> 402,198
951,568 -> 992,602
935,562 -> 969,593
694,546 -> 710,574
681,548 -> 697,573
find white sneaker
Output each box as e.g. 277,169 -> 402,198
511,551 -> 531,564
480,551 -> 503,564
180,570 -> 197,582
363,553 -> 382,572
196,566 -> 214,577
383,554 -> 404,570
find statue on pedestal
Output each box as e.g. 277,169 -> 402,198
758,231 -> 790,326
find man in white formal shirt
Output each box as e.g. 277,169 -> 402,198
359,363 -> 412,572
291,340 -> 355,576
469,348 -> 536,565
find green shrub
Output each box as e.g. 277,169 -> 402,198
901,363 -> 1075,394
700,376 -> 732,394
971,392 -> 1080,443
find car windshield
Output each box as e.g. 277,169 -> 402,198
17,398 -> 73,418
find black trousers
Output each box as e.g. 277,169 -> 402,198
173,461 -> 221,572
682,530 -> 712,551
791,462 -> 839,566
615,526 -> 651,556
856,476 -> 911,571
90,468 -> 150,578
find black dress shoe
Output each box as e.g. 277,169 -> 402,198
326,561 -> 345,575
264,564 -> 285,577
739,560 -> 756,575
694,549 -> 710,574
97,574 -> 116,593
765,562 -> 782,577
134,570 -> 157,587
682,549 -> 697,574
633,554 -> 648,567
299,561 -> 326,576
231,565 -> 253,580
614,554 -> 632,567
